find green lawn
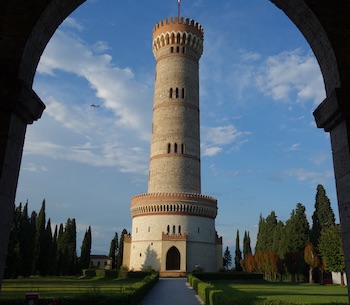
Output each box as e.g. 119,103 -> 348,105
213,280 -> 349,304
0,276 -> 141,299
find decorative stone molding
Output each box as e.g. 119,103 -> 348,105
131,192 -> 217,219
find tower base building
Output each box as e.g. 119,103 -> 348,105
123,17 -> 222,275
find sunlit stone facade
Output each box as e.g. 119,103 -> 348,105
123,17 -> 222,275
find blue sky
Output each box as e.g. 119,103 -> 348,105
16,0 -> 337,255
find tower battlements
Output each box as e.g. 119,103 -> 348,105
152,17 -> 204,57
152,17 -> 203,38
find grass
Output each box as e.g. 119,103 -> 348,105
213,280 -> 349,304
0,276 -> 141,299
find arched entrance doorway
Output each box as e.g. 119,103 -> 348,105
166,246 -> 180,270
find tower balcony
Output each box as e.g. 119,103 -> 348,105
130,192 -> 218,219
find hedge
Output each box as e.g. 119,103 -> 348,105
0,273 -> 159,305
187,274 -> 347,305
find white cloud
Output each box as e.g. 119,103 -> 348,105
286,168 -> 333,185
289,143 -> 301,151
37,28 -> 153,137
201,124 -> 250,157
62,17 -> 84,31
22,163 -> 49,172
203,146 -> 222,157
255,49 -> 325,105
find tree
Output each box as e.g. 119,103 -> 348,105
223,246 -> 232,271
243,231 -> 252,259
310,185 -> 335,245
66,218 -> 78,275
235,230 -> 243,271
33,200 -> 47,275
109,232 -> 118,269
284,203 -> 310,281
319,224 -> 345,285
304,243 -> 321,284
80,226 -> 92,270
116,229 -> 127,270
255,212 -> 278,252
20,202 -> 36,277
245,253 -> 257,273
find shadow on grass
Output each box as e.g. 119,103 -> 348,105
212,280 -> 348,305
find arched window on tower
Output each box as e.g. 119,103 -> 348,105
167,225 -> 170,234
170,46 -> 174,53
181,88 -> 185,98
181,144 -> 185,154
178,225 -> 181,234
176,46 -> 180,53
174,143 -> 178,153
175,88 -> 179,98
173,225 -> 176,234
182,47 -> 186,54
167,143 -> 171,153
169,88 -> 173,98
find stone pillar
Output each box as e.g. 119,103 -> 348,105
314,87 -> 350,296
0,81 -> 44,288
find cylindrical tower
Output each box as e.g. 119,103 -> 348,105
149,17 -> 204,194
123,17 -> 222,275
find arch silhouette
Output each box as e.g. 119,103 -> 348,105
166,246 -> 181,270
1,1 -> 350,300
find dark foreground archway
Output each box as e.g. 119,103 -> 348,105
1,1 -> 350,301
166,246 -> 181,270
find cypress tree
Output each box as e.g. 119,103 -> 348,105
108,232 -> 118,269
235,230 -> 243,271
116,229 -> 127,270
66,218 -> 78,275
284,203 -> 309,281
223,246 -> 232,271
243,231 -> 252,259
33,200 -> 46,275
255,211 -> 278,253
311,184 -> 335,245
56,223 -> 65,275
40,219 -> 52,276
80,226 -> 92,270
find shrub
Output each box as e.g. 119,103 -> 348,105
82,269 -> 96,277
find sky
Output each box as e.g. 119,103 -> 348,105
16,0 -> 338,255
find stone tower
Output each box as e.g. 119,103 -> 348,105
123,17 -> 222,275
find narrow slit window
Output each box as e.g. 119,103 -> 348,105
174,143 -> 178,153
167,225 -> 170,233
169,88 -> 173,98
178,225 -> 181,234
181,88 -> 185,98
170,46 -> 174,53
168,143 -> 171,153
173,225 -> 176,234
181,144 -> 185,154
175,88 -> 179,98
176,46 -> 180,53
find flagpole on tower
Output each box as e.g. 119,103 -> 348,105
178,0 -> 181,19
